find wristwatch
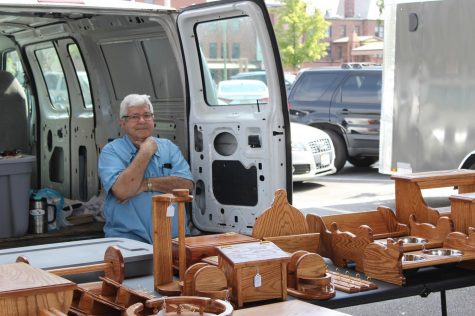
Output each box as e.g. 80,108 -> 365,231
147,178 -> 153,191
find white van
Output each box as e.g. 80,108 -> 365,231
0,0 -> 291,235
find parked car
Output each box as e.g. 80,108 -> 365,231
288,67 -> 382,172
291,122 -> 336,182
231,70 -> 296,92
217,79 -> 269,105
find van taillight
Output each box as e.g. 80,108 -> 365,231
288,101 -> 292,111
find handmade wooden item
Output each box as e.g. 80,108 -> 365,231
38,308 -> 67,316
252,189 -> 319,253
307,207 -> 409,271
449,192 -> 475,234
152,189 -> 192,295
0,262 -> 76,316
125,297 -> 234,316
363,231 -> 475,285
181,263 -> 230,300
69,277 -> 153,315
391,169 -> 475,225
172,232 -> 258,269
16,245 -> 125,284
327,270 -> 377,293
217,241 -> 290,307
286,251 -> 335,300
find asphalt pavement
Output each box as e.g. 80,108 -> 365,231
291,163 -> 475,316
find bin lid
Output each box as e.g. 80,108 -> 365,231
0,155 -> 36,165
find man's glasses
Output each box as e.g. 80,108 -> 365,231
122,113 -> 154,122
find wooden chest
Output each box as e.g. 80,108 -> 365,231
217,241 -> 290,307
0,262 -> 76,316
172,232 -> 258,269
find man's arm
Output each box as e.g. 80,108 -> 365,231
111,137 -> 157,202
146,176 -> 193,194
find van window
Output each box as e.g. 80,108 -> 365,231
68,44 -> 92,109
36,47 -> 69,110
341,74 -> 381,104
196,16 -> 269,106
4,50 -> 25,86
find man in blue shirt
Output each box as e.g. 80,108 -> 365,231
98,94 -> 193,243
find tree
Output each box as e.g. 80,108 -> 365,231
271,0 -> 329,71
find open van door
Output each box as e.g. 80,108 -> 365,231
177,0 -> 291,234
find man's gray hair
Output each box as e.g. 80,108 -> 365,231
120,94 -> 153,118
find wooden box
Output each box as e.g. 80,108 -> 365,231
217,241 -> 290,307
0,262 -> 76,316
172,232 -> 258,269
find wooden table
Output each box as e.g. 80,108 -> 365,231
391,169 -> 475,225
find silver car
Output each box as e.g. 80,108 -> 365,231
291,123 -> 336,182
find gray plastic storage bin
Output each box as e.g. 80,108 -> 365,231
0,155 -> 36,238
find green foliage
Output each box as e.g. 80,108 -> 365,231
271,0 -> 329,70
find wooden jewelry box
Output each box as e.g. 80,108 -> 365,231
216,241 -> 290,307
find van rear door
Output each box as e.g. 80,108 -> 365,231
177,0 -> 291,234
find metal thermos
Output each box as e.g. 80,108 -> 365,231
29,208 -> 46,234
29,195 -> 56,233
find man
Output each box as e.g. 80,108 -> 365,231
98,94 -> 193,243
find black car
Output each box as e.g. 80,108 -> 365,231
288,67 -> 382,172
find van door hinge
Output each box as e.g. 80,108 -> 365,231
273,131 -> 284,136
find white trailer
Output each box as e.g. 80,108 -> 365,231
380,0 -> 475,174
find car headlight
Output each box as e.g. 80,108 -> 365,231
291,142 -> 308,151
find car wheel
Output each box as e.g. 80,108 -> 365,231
348,156 -> 378,167
324,130 -> 347,172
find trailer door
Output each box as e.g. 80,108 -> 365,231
177,0 -> 291,234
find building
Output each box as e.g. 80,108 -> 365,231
305,0 -> 384,68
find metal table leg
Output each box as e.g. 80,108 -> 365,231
440,290 -> 447,316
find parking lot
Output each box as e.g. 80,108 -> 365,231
292,164 -> 474,316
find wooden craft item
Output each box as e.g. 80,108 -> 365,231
182,263 -> 230,300
38,308 -> 67,316
363,234 -> 475,285
125,297 -> 234,316
217,241 -> 290,307
391,169 -> 475,225
69,276 -> 153,315
192,265 -> 229,300
307,207 -> 408,271
233,299 -> 352,316
327,271 -> 378,293
449,192 -> 475,234
252,189 -> 309,239
287,252 -> 335,300
172,232 -> 258,269
16,245 -> 125,284
152,189 -> 192,295
0,262 -> 76,316
263,232 -> 320,253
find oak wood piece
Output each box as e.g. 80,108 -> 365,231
0,262 -> 76,316
327,271 -> 377,293
449,192 -> 475,234
252,189 -> 320,254
189,265 -> 230,300
152,189 -> 192,295
363,233 -> 475,285
286,252 -> 335,300
233,300 -> 351,316
391,169 -> 475,225
172,232 -> 258,270
307,207 -> 408,271
125,296 -> 234,316
252,189 -> 309,239
217,241 -> 289,307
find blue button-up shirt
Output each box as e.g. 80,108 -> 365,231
98,135 -> 193,243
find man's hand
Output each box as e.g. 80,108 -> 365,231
136,136 -> 158,156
